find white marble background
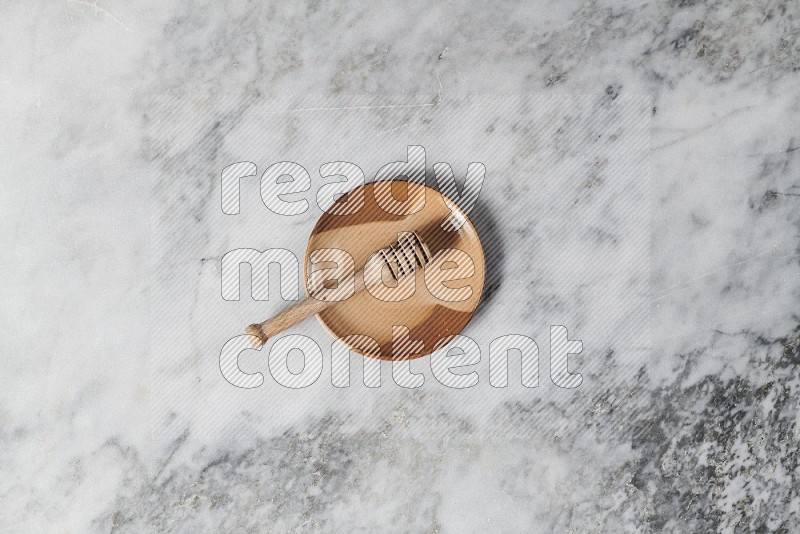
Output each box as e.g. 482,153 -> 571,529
150,93 -> 651,456
1,0 -> 799,532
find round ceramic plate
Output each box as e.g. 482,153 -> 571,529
304,181 -> 485,360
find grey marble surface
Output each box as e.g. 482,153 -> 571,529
2,0 -> 799,532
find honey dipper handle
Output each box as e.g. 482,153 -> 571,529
245,271 -> 366,348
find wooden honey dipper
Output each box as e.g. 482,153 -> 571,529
244,231 -> 433,348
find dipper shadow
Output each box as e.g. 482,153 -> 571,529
467,198 -> 505,320
425,179 -> 505,320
